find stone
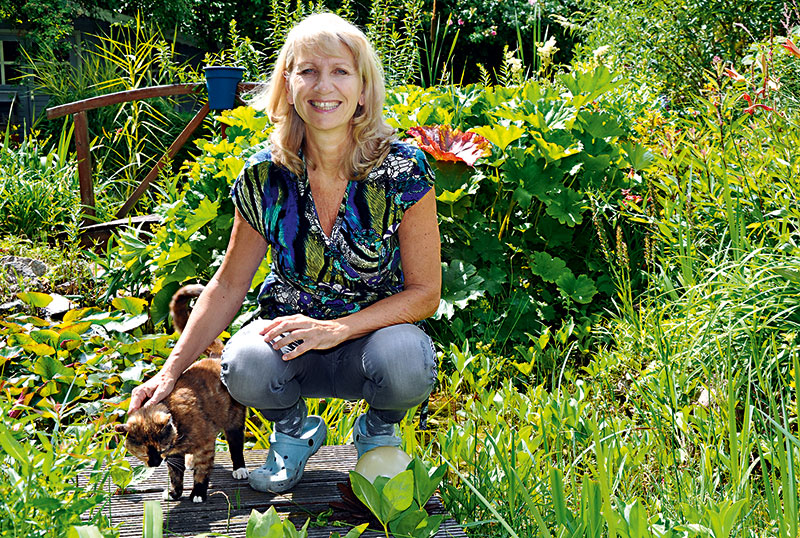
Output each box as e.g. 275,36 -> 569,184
0,256 -> 48,279
43,293 -> 74,320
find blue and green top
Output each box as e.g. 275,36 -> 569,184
231,141 -> 435,320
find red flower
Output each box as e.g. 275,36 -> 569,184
407,125 -> 491,167
783,38 -> 800,58
744,103 -> 774,115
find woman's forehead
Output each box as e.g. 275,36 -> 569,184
293,39 -> 356,66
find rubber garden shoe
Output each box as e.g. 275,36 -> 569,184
352,413 -> 401,459
248,415 -> 327,493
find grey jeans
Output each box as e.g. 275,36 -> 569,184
219,321 -> 436,437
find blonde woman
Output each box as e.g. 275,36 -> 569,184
129,12 -> 441,493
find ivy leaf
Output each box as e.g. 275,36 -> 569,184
556,273 -> 598,304
530,252 -> 571,283
436,260 -> 486,320
545,188 -> 585,227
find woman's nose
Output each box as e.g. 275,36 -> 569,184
314,73 -> 333,91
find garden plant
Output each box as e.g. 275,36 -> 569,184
2,1 -> 800,537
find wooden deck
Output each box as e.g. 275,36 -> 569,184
97,446 -> 466,537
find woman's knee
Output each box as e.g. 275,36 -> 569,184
220,322 -> 296,409
362,324 -> 437,408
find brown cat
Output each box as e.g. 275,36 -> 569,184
116,358 -> 248,503
169,284 -> 224,357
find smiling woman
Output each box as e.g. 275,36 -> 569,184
127,12 -> 442,497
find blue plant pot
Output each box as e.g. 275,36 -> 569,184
204,66 -> 245,110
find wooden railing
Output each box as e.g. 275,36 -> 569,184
45,82 -> 264,238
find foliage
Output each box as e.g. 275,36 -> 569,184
0,381 -> 131,537
0,122 -> 79,241
100,106 -> 271,322
350,457 -> 446,537
389,66 -> 642,363
366,0 -> 425,86
579,0 -> 788,102
23,15 -> 203,219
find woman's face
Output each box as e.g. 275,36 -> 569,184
286,41 -> 364,141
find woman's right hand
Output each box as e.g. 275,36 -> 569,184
128,371 -> 177,413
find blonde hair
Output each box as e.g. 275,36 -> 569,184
251,13 -> 396,179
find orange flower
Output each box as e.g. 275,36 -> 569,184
724,67 -> 746,83
783,38 -> 800,58
407,125 -> 491,167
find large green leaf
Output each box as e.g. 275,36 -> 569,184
545,188 -> 585,226
556,273 -> 598,304
470,124 -> 525,151
620,141 -> 655,171
530,252 -> 571,283
16,291 -> 53,308
436,260 -> 486,320
349,471 -> 384,522
33,355 -> 75,381
381,469 -> 414,521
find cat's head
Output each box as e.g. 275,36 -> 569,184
115,404 -> 178,467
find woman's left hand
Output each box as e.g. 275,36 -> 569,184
258,314 -> 349,360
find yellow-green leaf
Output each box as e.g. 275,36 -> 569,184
17,292 -> 53,308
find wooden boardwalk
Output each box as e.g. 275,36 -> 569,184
98,446 -> 466,537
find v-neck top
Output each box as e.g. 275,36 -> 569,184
231,141 -> 435,320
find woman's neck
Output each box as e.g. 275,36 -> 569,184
303,132 -> 352,182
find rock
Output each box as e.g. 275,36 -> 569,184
43,293 -> 75,320
0,300 -> 24,315
0,256 -> 48,279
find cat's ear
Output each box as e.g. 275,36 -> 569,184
115,423 -> 128,433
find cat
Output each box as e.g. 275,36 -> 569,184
169,284 -> 224,357
116,358 -> 248,503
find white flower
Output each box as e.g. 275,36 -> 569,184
593,45 -> 610,59
537,36 -> 559,61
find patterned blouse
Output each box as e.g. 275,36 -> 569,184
231,141 -> 435,320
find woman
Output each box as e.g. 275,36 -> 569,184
128,12 -> 441,494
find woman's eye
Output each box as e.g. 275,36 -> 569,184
335,69 -> 349,75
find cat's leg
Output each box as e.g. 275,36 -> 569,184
164,455 -> 185,501
188,446 -> 214,503
185,453 -> 194,470
225,427 -> 248,479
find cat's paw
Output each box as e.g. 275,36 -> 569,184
232,467 -> 249,480
192,495 -> 205,503
162,489 -> 181,501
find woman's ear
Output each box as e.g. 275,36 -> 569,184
284,73 -> 294,105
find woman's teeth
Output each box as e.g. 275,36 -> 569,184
311,101 -> 339,110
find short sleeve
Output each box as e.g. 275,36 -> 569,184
231,149 -> 270,240
389,146 -> 436,214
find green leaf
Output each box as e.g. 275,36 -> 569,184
556,273 -> 598,304
245,507 -> 283,537
349,471 -> 384,523
409,458 -> 447,507
550,468 -> 568,525
436,260 -> 486,320
577,110 -> 625,139
530,131 -> 582,163
142,500 -> 163,538
381,469 -> 414,517
530,252 -> 571,283
33,355 -> 75,380
389,508 -> 429,536
470,124 -> 525,151
620,141 -> 655,171
16,291 -> 54,308
545,188 -> 585,226
0,424 -> 30,472
68,526 -> 105,538
111,296 -> 148,315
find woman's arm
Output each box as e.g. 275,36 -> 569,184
129,210 -> 268,412
260,189 -> 441,359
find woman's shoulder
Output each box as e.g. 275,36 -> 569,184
243,141 -> 274,170
368,141 -> 430,180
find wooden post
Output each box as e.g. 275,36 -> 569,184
73,110 -> 95,224
115,103 -> 211,219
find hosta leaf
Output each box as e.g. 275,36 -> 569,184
556,273 -> 598,304
470,124 -> 525,151
530,252 -> 571,283
545,188 -> 585,226
16,292 -> 53,308
407,125 -> 491,166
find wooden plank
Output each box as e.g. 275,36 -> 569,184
73,110 -> 95,223
90,446 -> 466,538
46,84 -> 202,119
115,103 -> 210,218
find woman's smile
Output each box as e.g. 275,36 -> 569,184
286,42 -> 364,138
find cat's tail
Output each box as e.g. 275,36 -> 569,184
169,284 -> 224,357
169,284 -> 205,334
